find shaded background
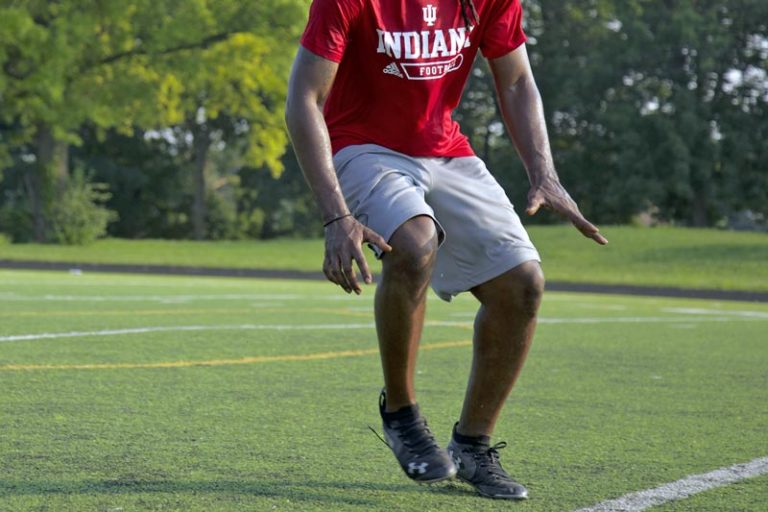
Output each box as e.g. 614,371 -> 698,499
0,0 -> 766,244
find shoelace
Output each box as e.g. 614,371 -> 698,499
368,417 -> 440,457
473,441 -> 511,480
396,417 -> 440,457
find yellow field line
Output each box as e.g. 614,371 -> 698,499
0,340 -> 471,372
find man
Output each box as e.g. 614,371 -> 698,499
285,0 -> 607,500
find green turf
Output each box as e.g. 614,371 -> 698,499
1,270 -> 766,511
1,225 -> 767,291
653,474 -> 768,512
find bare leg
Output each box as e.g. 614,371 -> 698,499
457,260 -> 545,437
375,216 -> 438,412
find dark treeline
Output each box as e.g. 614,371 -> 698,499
1,1 -> 766,244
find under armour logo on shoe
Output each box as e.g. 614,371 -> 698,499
383,62 -> 404,79
407,462 -> 429,475
449,450 -> 463,470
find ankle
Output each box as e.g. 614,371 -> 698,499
453,422 -> 491,446
381,403 -> 420,425
380,388 -> 416,413
378,389 -> 418,421
384,399 -> 416,413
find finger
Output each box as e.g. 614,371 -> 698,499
591,231 -> 609,245
325,255 -> 349,291
322,257 -> 336,284
364,228 -> 392,253
526,193 -> 545,216
352,248 -> 373,285
341,257 -> 361,295
569,214 -> 609,246
327,267 -> 345,290
336,254 -> 354,294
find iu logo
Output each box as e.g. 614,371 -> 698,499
423,4 -> 437,26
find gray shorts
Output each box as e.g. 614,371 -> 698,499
333,144 -> 540,301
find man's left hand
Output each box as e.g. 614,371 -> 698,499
526,178 -> 608,245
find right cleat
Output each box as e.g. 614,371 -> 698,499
378,390 -> 457,483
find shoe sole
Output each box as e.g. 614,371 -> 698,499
415,469 -> 458,484
457,475 -> 529,499
408,463 -> 458,484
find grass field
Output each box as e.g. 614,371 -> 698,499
2,225 -> 768,291
1,270 -> 766,511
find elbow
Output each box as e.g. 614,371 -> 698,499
502,71 -> 537,95
285,92 -> 322,133
284,94 -> 305,133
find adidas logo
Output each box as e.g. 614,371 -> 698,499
383,62 -> 404,78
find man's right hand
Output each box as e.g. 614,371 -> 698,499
323,216 -> 392,294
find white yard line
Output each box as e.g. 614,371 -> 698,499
1,316 -> 764,343
573,456 -> 768,512
0,323 -> 376,342
0,292 -> 359,303
662,307 -> 768,319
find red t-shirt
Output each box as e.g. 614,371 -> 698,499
300,0 -> 527,157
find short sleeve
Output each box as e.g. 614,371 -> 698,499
300,0 -> 361,63
480,0 -> 527,59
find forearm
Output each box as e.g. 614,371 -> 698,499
496,75 -> 559,187
285,97 -> 349,223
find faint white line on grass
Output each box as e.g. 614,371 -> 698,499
573,456 -> 768,512
0,306 -> 367,319
662,307 -> 768,319
535,316 -> 751,324
0,292 -> 359,303
1,316 -> 765,343
0,323 -> 376,342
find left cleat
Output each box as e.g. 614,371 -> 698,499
447,425 -> 529,500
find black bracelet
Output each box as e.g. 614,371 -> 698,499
323,213 -> 353,227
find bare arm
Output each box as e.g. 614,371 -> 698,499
285,47 -> 391,293
488,45 -> 607,245
285,47 -> 348,222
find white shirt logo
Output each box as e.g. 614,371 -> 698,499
423,4 -> 437,26
383,62 -> 404,79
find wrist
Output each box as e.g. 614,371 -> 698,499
529,169 -> 559,188
323,213 -> 353,227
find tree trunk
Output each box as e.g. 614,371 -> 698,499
30,125 -> 69,242
192,124 -> 210,240
691,194 -> 709,227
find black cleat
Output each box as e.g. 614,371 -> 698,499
378,390 -> 457,483
447,425 -> 529,499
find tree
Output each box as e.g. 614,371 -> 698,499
457,0 -> 768,226
0,0 -> 307,241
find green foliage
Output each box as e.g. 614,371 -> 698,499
0,188 -> 35,243
48,168 -> 117,245
2,0 -> 764,238
0,0 -> 308,242
457,0 -> 768,227
70,130 -> 319,240
0,0 -> 304,156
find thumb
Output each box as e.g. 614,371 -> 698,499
526,191 -> 545,216
364,227 -> 392,253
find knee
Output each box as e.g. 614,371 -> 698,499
383,216 -> 438,281
475,261 -> 545,316
515,262 -> 545,314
